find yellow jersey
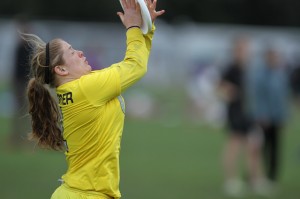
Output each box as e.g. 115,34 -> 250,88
56,26 -> 155,198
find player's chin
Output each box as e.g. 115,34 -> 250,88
87,64 -> 92,71
84,61 -> 92,70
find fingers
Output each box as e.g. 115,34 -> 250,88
136,1 -> 141,13
156,10 -> 165,17
145,0 -> 151,10
122,0 -> 141,11
118,0 -> 142,29
127,0 -> 132,8
146,0 -> 156,10
145,0 -> 165,22
152,0 -> 157,9
128,0 -> 136,9
145,0 -> 150,8
117,12 -> 125,23
120,0 -> 127,9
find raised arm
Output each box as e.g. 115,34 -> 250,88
114,0 -> 165,92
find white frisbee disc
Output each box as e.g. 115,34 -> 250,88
119,0 -> 152,34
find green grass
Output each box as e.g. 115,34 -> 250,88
1,107 -> 300,199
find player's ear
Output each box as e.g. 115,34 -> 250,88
54,65 -> 68,76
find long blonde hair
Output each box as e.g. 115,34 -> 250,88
21,33 -> 65,150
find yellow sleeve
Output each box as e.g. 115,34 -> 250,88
114,26 -> 154,92
144,24 -> 156,53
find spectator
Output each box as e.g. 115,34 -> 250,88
248,46 -> 290,189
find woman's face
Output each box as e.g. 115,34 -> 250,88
60,40 -> 92,78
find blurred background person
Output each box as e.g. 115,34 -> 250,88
248,46 -> 290,191
219,36 -> 267,197
9,14 -> 32,148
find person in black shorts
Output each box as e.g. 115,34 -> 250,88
219,36 -> 268,197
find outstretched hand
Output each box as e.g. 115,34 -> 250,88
145,0 -> 165,22
117,0 -> 143,29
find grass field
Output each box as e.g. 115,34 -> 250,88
1,102 -> 300,199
